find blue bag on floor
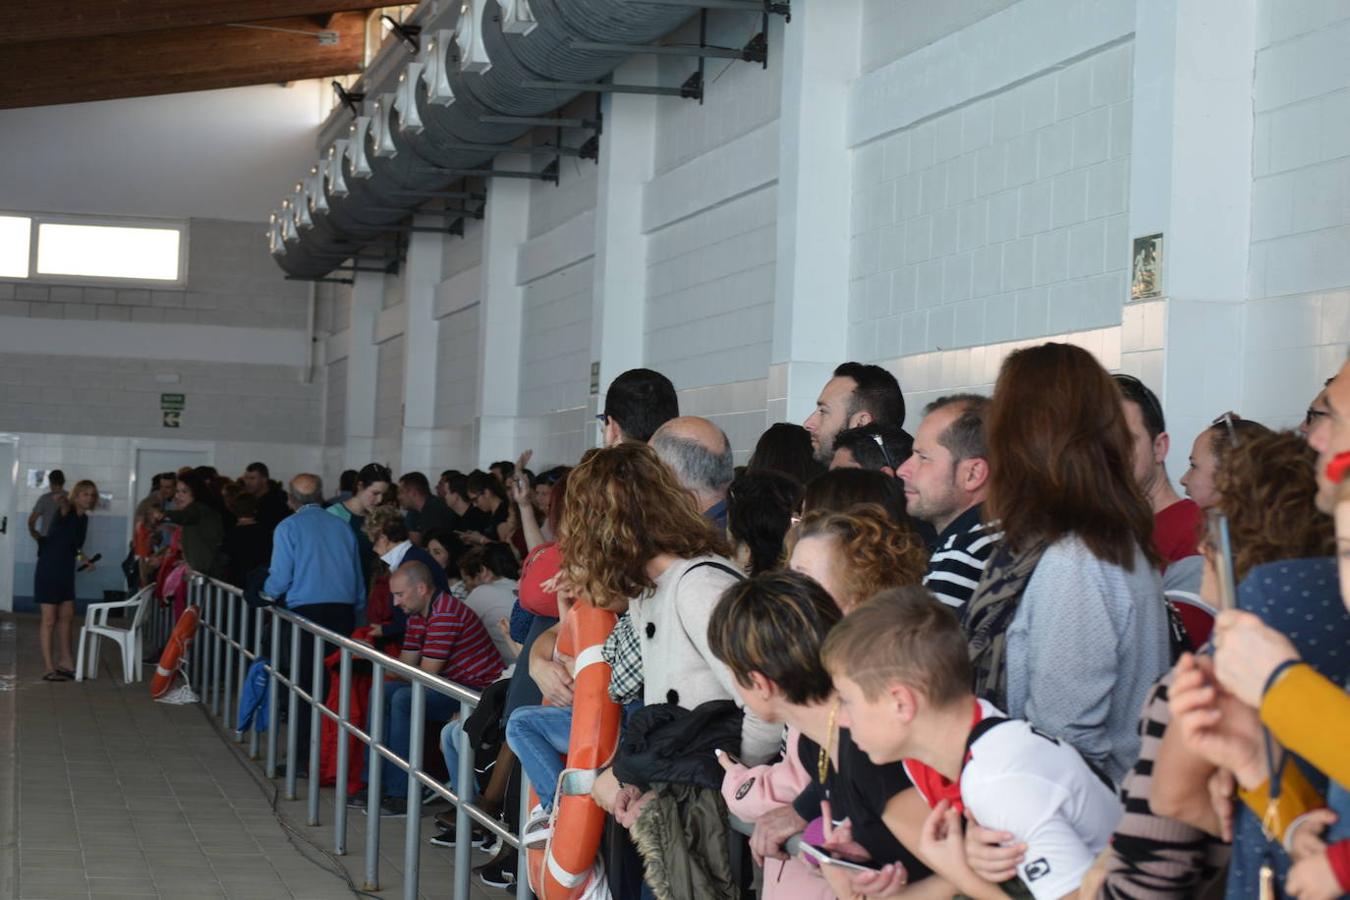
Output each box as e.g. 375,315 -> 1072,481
237,657 -> 271,733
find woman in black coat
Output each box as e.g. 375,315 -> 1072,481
34,478 -> 99,681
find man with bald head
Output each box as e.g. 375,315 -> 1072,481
264,473 -> 365,773
650,416 -> 735,530
358,562 -> 503,815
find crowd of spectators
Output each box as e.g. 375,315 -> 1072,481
59,348 -> 1350,899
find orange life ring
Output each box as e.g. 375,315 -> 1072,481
151,604 -> 199,698
527,600 -> 621,900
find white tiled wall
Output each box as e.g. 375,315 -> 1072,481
1246,2 -> 1350,424
520,259 -> 593,419
324,357 -> 348,448
315,281 -> 353,336
374,334 -> 405,465
652,11 -> 782,176
860,0 -> 1020,74
848,42 -> 1133,363
645,185 -> 778,389
434,304 -> 480,429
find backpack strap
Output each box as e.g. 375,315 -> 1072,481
678,559 -> 747,584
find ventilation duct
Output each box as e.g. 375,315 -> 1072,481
272,0 -> 699,279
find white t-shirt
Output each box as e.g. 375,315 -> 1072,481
962,702 -> 1123,900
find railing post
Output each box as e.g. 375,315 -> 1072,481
191,580 -> 204,690
454,711 -> 476,900
363,664 -> 384,892
308,629 -> 323,826
286,621 -> 301,800
251,606 -> 264,760
225,589 -> 239,740
334,647 -> 352,854
202,584 -> 213,709
212,584 -> 225,717
517,767 -> 533,900
403,681 -> 425,900
266,611 -> 281,777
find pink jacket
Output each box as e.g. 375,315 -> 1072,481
720,728 -> 833,900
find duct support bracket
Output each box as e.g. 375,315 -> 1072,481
520,79 -> 693,97
625,0 -> 790,21
479,114 -> 600,129
287,275 -> 355,284
385,189 -> 486,201
567,30 -> 767,64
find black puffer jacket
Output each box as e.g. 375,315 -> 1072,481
613,700 -> 743,792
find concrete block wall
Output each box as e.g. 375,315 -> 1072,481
848,41 -> 1133,363
653,12 -> 782,175
434,304 -> 480,429
860,0 -> 1020,73
645,185 -> 777,390
0,353 -> 319,443
374,334 -> 404,466
0,219 -> 311,329
1246,1 -> 1350,427
324,357 -> 348,448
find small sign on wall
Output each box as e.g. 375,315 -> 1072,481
161,392 -> 184,428
1131,233 -> 1163,301
590,361 -> 600,395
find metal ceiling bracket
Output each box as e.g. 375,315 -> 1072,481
519,79 -> 690,97
625,0 -> 790,18
478,114 -> 601,129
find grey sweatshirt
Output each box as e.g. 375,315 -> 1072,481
1003,534 -> 1170,785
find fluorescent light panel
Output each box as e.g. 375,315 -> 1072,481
0,215 -> 31,278
36,222 -> 180,281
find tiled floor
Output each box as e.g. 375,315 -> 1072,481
1,613 -> 509,900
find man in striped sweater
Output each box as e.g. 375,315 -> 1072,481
357,561 -> 504,816
897,395 -> 999,612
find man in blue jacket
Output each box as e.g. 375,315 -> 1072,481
264,473 -> 365,775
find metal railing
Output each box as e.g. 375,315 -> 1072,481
152,575 -> 533,900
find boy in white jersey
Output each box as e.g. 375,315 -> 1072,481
822,587 -> 1123,899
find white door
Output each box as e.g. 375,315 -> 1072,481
0,437 -> 17,613
133,449 -> 211,506
129,448 -> 211,537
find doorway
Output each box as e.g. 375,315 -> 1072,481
129,447 -> 211,540
0,436 -> 16,612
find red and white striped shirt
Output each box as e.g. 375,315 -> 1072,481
402,590 -> 504,689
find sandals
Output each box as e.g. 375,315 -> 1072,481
43,670 -> 70,682
56,667 -> 76,679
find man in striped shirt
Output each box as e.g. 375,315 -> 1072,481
897,395 -> 999,611
358,562 -> 504,816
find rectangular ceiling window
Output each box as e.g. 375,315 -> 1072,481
35,222 -> 182,282
0,215 -> 32,278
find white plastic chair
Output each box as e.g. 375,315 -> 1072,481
75,586 -> 154,683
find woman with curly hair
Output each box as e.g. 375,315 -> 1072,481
787,504 -> 929,612
1140,429 -> 1347,900
520,443 -> 782,827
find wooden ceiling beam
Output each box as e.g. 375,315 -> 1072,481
0,1 -> 383,45
0,14 -> 368,109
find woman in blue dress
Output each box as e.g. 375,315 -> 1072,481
35,479 -> 98,681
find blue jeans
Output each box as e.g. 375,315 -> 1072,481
505,705 -> 573,812
439,718 -> 468,797
362,680 -> 460,799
